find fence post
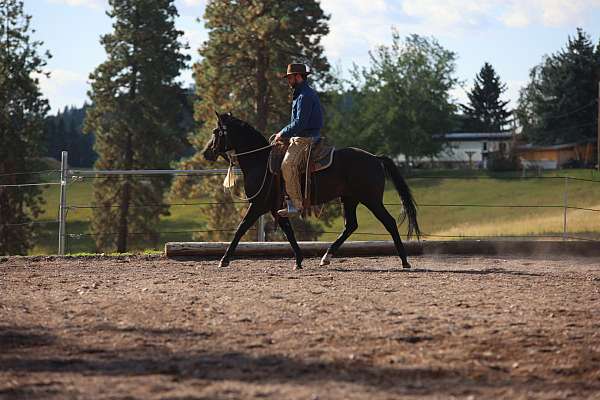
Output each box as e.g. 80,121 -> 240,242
257,214 -> 266,242
563,176 -> 568,241
58,151 -> 68,255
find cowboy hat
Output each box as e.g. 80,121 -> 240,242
282,63 -> 311,78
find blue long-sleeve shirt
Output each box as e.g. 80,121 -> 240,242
280,81 -> 323,138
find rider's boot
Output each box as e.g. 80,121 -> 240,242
277,199 -> 302,218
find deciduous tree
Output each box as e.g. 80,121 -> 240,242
328,32 -> 459,165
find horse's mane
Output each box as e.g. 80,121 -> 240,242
225,114 -> 268,145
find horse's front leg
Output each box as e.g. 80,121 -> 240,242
219,203 -> 263,268
273,213 -> 304,270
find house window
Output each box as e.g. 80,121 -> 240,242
482,142 -> 487,151
500,142 -> 507,153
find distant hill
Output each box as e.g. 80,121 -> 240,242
43,87 -> 196,168
44,104 -> 96,168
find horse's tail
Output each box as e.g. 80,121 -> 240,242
378,156 -> 421,240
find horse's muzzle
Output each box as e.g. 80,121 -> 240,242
203,148 -> 217,162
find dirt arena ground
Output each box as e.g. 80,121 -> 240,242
1,254 -> 599,400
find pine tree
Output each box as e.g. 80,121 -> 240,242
85,0 -> 189,252
197,0 -> 331,134
517,28 -> 600,144
0,0 -> 50,255
461,62 -> 512,132
172,0 -> 335,241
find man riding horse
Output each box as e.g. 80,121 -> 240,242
203,64 -> 420,270
274,63 -> 323,217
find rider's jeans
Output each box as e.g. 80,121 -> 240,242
281,137 -> 313,209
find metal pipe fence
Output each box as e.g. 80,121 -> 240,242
2,150 -> 600,255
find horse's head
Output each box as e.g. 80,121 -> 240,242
202,111 -> 267,162
203,111 -> 233,162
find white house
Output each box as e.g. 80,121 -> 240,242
399,132 -> 515,168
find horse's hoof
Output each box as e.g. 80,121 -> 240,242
218,260 -> 230,268
320,253 -> 331,266
293,264 -> 303,271
402,262 -> 412,269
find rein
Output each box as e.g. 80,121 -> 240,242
229,143 -> 274,157
223,141 -> 274,202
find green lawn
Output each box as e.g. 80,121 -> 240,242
34,180 -> 213,255
323,169 -> 600,241
31,169 -> 600,255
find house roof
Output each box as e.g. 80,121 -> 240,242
436,132 -> 514,141
516,139 -> 596,151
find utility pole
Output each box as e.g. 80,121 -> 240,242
597,82 -> 600,172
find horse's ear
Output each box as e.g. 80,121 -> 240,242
214,111 -> 220,120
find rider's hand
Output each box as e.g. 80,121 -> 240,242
274,132 -> 283,142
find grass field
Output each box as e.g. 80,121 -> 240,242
339,168 -> 600,241
30,168 -> 600,255
34,180 -> 214,255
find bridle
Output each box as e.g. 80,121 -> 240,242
212,120 -> 275,201
212,123 -> 274,159
211,124 -> 232,159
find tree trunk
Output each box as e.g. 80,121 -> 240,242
117,45 -> 138,252
0,187 -> 8,254
255,45 -> 270,133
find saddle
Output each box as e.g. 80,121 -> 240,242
268,138 -> 335,214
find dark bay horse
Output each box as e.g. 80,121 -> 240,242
203,112 -> 420,270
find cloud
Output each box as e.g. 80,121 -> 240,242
401,0 -> 496,31
504,79 -> 527,108
500,0 -> 600,28
176,0 -> 207,16
48,0 -> 208,15
177,15 -> 206,52
46,0 -> 105,10
180,0 -> 205,6
175,14 -> 206,85
500,6 -> 531,28
35,69 -> 89,112
178,25 -> 205,85
321,0 -> 399,66
398,0 -> 600,31
182,27 -> 206,54
449,86 -> 469,107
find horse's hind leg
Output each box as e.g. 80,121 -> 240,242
274,213 -> 304,270
363,201 -> 411,269
321,197 -> 358,266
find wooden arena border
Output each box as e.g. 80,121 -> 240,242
165,240 -> 600,258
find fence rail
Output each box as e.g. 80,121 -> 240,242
69,168 -> 233,176
2,150 -> 600,255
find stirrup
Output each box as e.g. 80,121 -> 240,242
277,200 -> 301,217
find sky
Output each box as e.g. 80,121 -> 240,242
25,0 -> 600,114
